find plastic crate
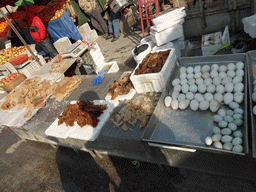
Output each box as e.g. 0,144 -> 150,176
150,24 -> 184,46
53,37 -> 72,54
99,61 -> 119,73
82,29 -> 98,44
242,15 -> 256,38
18,61 -> 41,78
130,48 -> 177,93
77,23 -> 92,38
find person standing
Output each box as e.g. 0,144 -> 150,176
78,0 -> 108,38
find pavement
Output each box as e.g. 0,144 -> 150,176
1,29 -> 256,192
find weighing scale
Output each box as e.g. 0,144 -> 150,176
61,40 -> 88,58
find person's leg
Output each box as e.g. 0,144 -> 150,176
90,5 -> 108,34
38,37 -> 58,58
90,14 -> 104,34
112,12 -> 120,37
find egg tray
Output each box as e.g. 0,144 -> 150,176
142,53 -> 249,155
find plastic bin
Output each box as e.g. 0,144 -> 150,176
53,37 -> 72,54
130,48 -> 177,93
99,61 -> 119,73
77,23 -> 92,38
242,15 -> 256,38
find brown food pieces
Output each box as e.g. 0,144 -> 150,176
108,73 -> 134,100
134,50 -> 170,75
58,101 -> 108,128
52,54 -> 64,63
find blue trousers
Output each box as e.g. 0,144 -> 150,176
108,11 -> 120,37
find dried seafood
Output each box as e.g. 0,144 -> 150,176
134,50 -> 170,75
58,101 -> 108,128
108,96 -> 156,131
0,76 -> 58,118
51,76 -> 82,101
108,73 -> 134,100
52,54 -> 63,63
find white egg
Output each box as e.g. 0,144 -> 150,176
236,69 -> 244,77
227,70 -> 236,78
198,83 -> 207,93
171,100 -> 179,110
205,93 -> 213,101
223,142 -> 233,151
213,126 -> 221,134
189,84 -> 198,93
172,92 -> 180,99
201,65 -> 210,72
187,73 -> 194,79
179,100 -> 190,109
233,130 -> 243,137
225,83 -> 234,93
213,141 -> 223,149
188,78 -> 196,85
195,93 -> 205,102
205,136 -> 213,146
190,99 -> 199,111
178,94 -> 186,101
194,65 -> 201,73
204,78 -> 213,86
228,123 -> 237,131
216,85 -> 225,94
199,100 -> 210,110
234,83 -> 244,92
236,61 -> 244,70
222,77 -> 232,85
224,93 -> 233,105
232,145 -> 243,153
253,105 -> 256,115
233,76 -> 243,84
227,63 -> 236,71
174,85 -> 182,92
210,70 -> 218,78
234,108 -> 243,115
221,128 -> 232,135
219,65 -> 227,72
213,115 -> 223,122
253,80 -> 256,85
253,92 -> 256,102
186,92 -> 194,100
213,77 -> 222,86
181,84 -> 189,93
187,67 -> 194,73
221,135 -> 233,143
202,72 -> 210,79
180,73 -> 187,79
210,99 -> 220,112
234,119 -> 243,126
233,114 -> 243,120
180,67 -> 186,73
194,72 -> 202,79
211,64 -> 219,71
164,96 -> 172,107
218,109 -> 226,117
172,79 -> 180,86
234,92 -> 244,104
224,116 -> 234,123
232,137 -> 243,145
219,120 -> 228,128
226,110 -> 234,116
180,79 -> 188,85
214,93 -> 224,103
219,72 -> 227,79
212,134 -> 222,142
207,84 -> 215,93
195,78 -> 204,85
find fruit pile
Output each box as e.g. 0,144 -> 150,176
0,46 -> 27,65
0,73 -> 21,86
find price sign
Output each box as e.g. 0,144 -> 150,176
5,40 -> 11,49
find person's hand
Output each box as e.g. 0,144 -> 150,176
104,3 -> 108,9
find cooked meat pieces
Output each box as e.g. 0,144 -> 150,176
134,50 -> 170,75
58,101 -> 108,128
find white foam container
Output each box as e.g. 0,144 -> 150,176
201,32 -> 222,56
99,61 -> 119,73
53,37 -> 72,54
242,15 -> 256,38
131,43 -> 151,65
77,23 -> 92,38
130,48 -> 177,93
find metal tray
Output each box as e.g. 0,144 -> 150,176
142,54 -> 249,155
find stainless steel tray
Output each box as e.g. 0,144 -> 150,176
142,54 -> 249,155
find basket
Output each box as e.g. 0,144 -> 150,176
18,61 -> 41,78
53,37 -> 72,54
130,48 -> 177,93
0,73 -> 26,92
82,29 -> 98,44
77,23 -> 92,38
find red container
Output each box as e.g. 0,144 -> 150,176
9,54 -> 28,66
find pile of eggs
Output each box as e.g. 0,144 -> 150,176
252,75 -> 256,115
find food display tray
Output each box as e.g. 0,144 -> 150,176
142,54 -> 249,155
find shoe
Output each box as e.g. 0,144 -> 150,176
111,36 -> 119,42
105,34 -> 112,40
102,33 -> 108,39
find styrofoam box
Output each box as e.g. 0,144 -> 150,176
82,29 -> 98,44
153,7 -> 186,25
77,23 -> 92,38
98,61 -> 119,73
130,48 -> 177,93
201,32 -> 222,56
90,48 -> 105,65
150,24 -> 184,46
242,15 -> 256,38
53,37 -> 72,53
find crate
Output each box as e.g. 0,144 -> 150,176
242,15 -> 256,38
77,23 -> 92,38
82,29 -> 98,44
0,73 -> 26,92
201,32 -> 222,56
99,61 -> 119,73
18,61 -> 41,78
130,48 -> 177,93
150,24 -> 184,46
53,37 -> 72,54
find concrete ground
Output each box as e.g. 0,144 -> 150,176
1,29 -> 256,192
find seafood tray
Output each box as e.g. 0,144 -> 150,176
142,54 -> 249,155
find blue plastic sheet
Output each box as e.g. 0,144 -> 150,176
47,11 -> 83,42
